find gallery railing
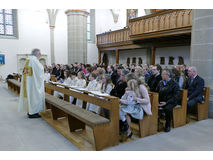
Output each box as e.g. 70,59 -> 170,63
96,9 -> 192,47
96,27 -> 130,46
129,9 -> 192,39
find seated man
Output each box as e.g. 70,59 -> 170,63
147,65 -> 162,92
156,69 -> 180,132
185,66 -> 204,114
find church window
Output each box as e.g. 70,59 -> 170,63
0,9 -> 18,38
86,9 -> 95,43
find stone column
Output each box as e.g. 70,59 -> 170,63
65,10 -> 89,64
191,9 -> 213,118
47,9 -> 58,64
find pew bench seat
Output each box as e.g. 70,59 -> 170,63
45,93 -> 109,126
45,93 -> 112,150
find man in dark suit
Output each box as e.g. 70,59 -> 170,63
156,69 -> 180,132
148,65 -> 162,92
185,66 -> 204,112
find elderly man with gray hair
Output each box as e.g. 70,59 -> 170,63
18,48 -> 45,118
185,66 -> 204,117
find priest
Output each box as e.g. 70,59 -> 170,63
18,49 -> 45,118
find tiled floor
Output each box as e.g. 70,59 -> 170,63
1,82 -> 213,151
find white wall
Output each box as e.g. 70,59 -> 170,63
0,9 -> 50,79
95,9 -> 146,34
87,9 -> 146,64
0,9 -> 68,79
87,43 -> 98,64
101,46 -> 190,67
119,49 -> 148,64
155,46 -> 190,68
0,9 -> 155,79
54,9 -> 68,65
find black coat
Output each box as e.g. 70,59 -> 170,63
51,67 -> 57,75
111,70 -> 119,85
148,74 -> 162,92
156,79 -> 180,106
185,75 -> 204,102
110,80 -> 127,99
55,69 -> 61,78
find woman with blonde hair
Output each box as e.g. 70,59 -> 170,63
135,66 -> 145,83
120,73 -> 151,139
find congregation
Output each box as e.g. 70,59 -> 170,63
43,61 -> 204,139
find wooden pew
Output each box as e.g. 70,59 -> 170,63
13,73 -> 21,81
7,79 -> 21,96
196,87 -> 210,121
44,82 -> 120,150
45,75 -> 56,95
137,92 -> 159,138
173,89 -> 188,128
50,75 -> 56,82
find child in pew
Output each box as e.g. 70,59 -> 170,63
70,72 -> 78,86
86,73 -> 102,113
44,68 -> 51,82
96,73 -> 103,92
54,70 -> 72,99
100,74 -> 114,118
74,72 -> 87,107
119,79 -> 151,139
69,72 -> 78,103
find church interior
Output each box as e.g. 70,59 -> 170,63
0,6 -> 213,154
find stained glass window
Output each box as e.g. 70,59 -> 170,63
0,9 -> 16,37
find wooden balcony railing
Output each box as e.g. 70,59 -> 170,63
129,9 -> 192,39
97,28 -> 130,46
97,9 -> 192,48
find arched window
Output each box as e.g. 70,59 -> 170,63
86,9 -> 95,43
127,57 -> 130,65
132,57 -> 136,64
178,56 -> 184,65
160,57 -> 165,65
0,9 -> 18,38
138,57 -> 143,65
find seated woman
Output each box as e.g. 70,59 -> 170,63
44,68 -> 51,82
101,74 -> 114,94
69,72 -> 78,103
156,69 -> 180,132
86,73 -> 102,114
54,70 -> 71,99
135,66 -> 145,83
74,72 -> 87,107
172,67 -> 185,89
100,74 -> 114,118
119,76 -> 151,139
70,72 -> 78,86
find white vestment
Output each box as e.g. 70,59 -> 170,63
18,56 -> 45,115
